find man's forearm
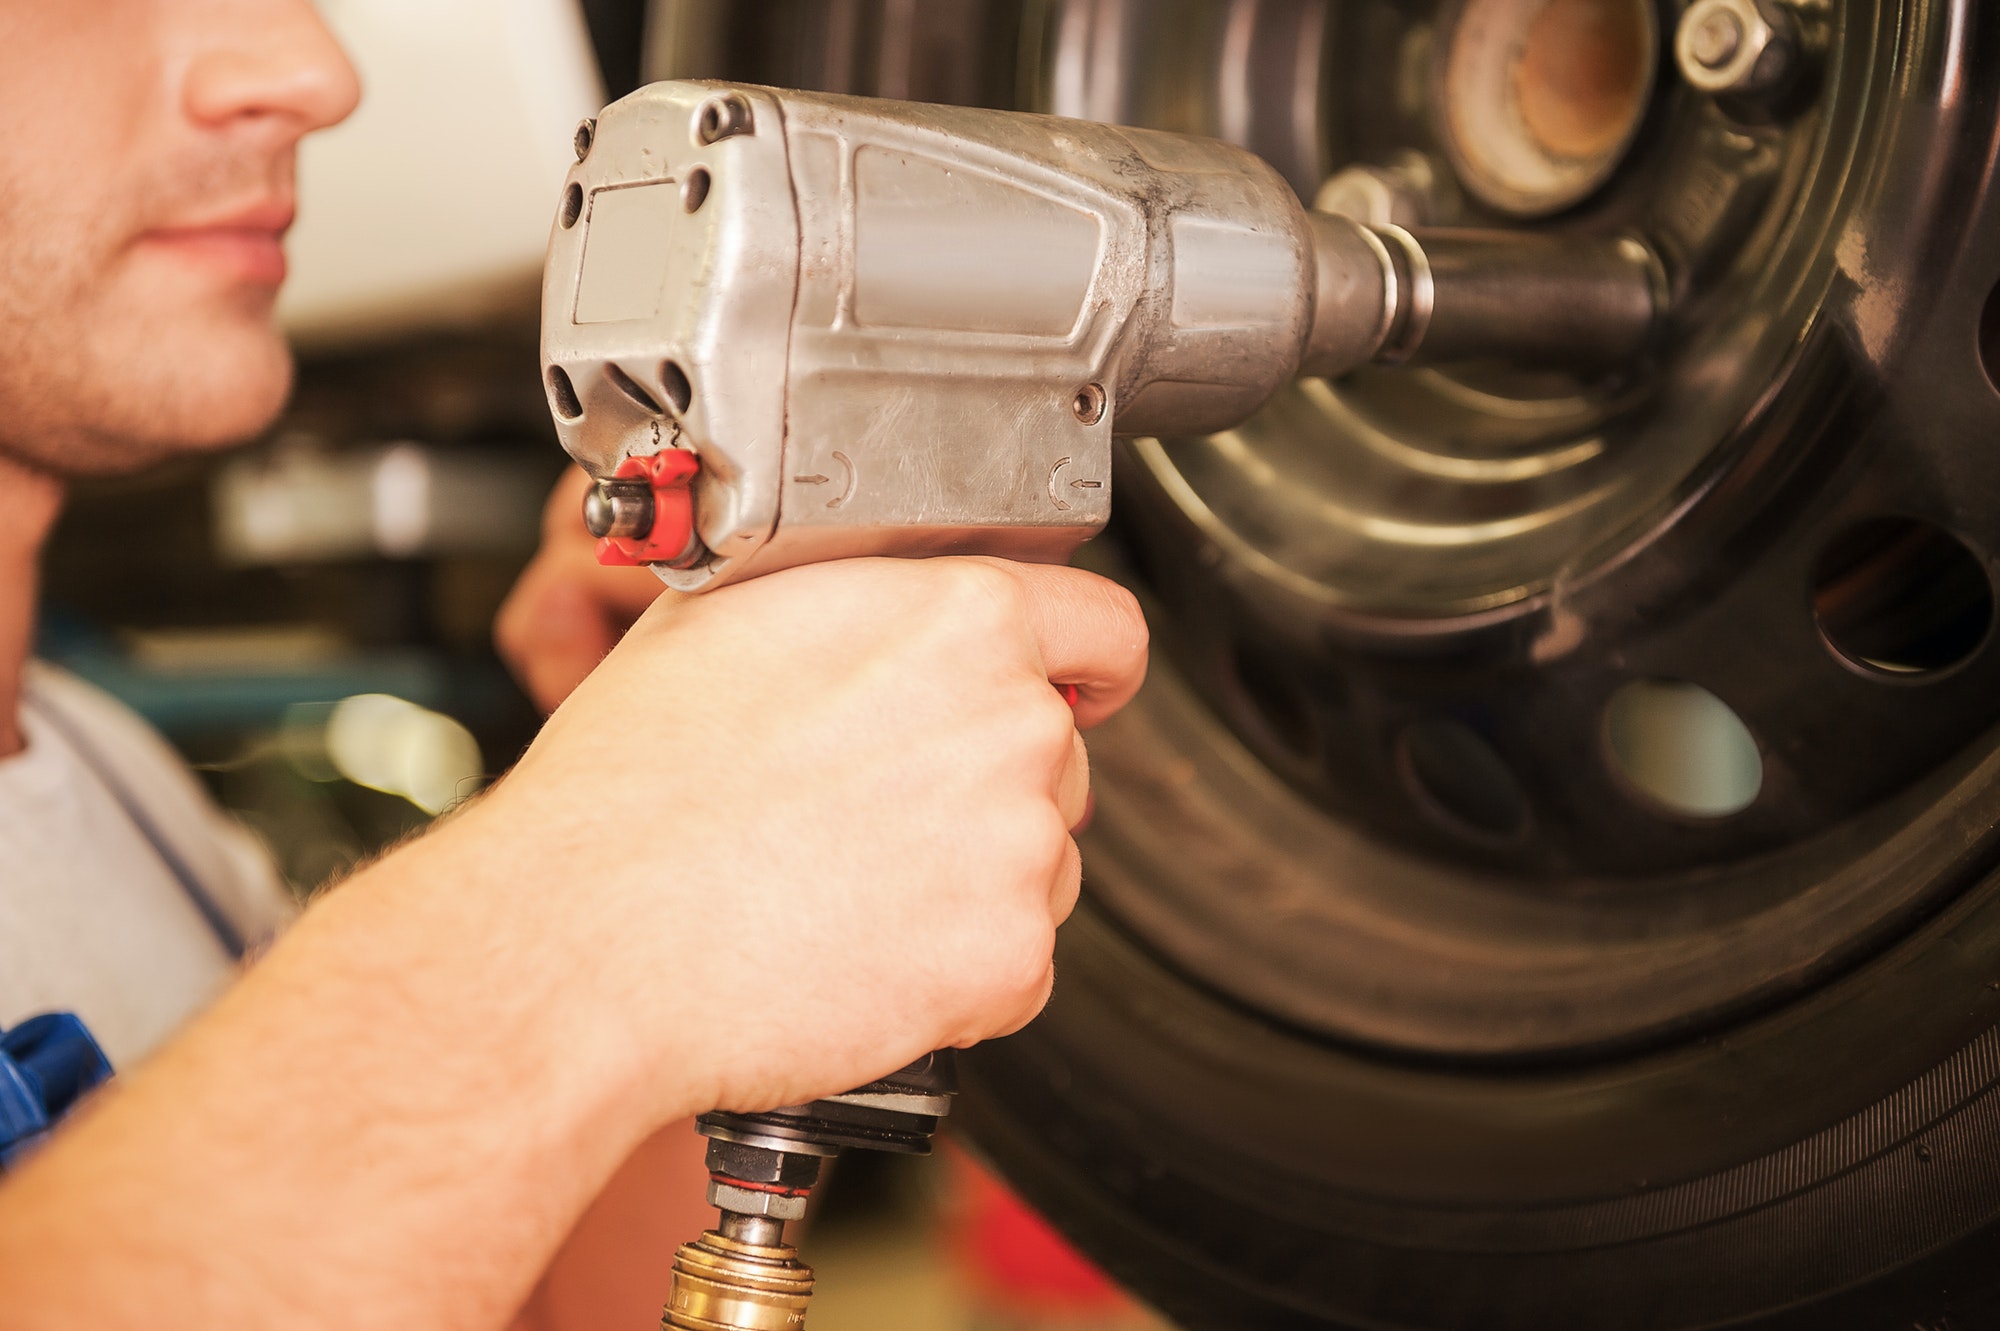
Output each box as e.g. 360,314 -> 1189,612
0,813 -> 676,1331
0,555 -> 1149,1328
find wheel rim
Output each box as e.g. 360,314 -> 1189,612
993,0 -> 2000,1059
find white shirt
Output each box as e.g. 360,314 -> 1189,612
0,663 -> 295,1069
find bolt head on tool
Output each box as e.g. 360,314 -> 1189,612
587,450 -> 701,568
708,1179 -> 810,1222
706,1138 -> 827,1188
583,479 -> 655,541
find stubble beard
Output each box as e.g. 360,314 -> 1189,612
0,145 -> 299,480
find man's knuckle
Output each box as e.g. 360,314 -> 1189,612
938,560 -> 1024,631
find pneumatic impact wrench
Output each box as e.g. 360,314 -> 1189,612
540,80 -> 1663,1328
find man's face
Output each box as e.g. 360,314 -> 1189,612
0,0 -> 358,476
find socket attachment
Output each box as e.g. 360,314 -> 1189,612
583,480 -> 653,541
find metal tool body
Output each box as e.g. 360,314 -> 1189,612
542,80 -> 1659,592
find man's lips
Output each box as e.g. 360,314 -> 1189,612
137,201 -> 296,286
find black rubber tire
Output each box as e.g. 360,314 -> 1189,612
961,851 -> 2000,1329
952,6 -> 2000,1323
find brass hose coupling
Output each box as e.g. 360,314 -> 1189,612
663,1214 -> 814,1331
661,1053 -> 957,1328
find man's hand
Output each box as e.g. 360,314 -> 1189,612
496,467 -> 666,713
468,554 -> 1147,1117
0,554 -> 1146,1331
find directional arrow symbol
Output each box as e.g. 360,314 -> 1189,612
828,451 -> 856,509
792,474 -> 831,485
1048,456 -> 1103,511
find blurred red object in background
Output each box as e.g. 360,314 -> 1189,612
948,1146 -> 1148,1325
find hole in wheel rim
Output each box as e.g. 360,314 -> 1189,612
1605,680 -> 1762,818
1399,718 -> 1531,840
1979,276 -> 2000,396
1231,642 -> 1321,764
560,183 -> 584,229
1813,517 -> 1994,677
1439,0 -> 1659,216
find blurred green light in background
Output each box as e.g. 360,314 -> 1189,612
322,693 -> 486,816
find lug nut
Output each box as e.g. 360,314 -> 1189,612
1314,153 -> 1442,231
583,479 -> 655,541
1675,0 -> 1801,101
1686,8 -> 1743,70
573,118 -> 595,162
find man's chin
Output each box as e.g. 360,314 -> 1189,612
18,329 -> 296,479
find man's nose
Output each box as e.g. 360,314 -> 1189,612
182,0 -> 363,137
